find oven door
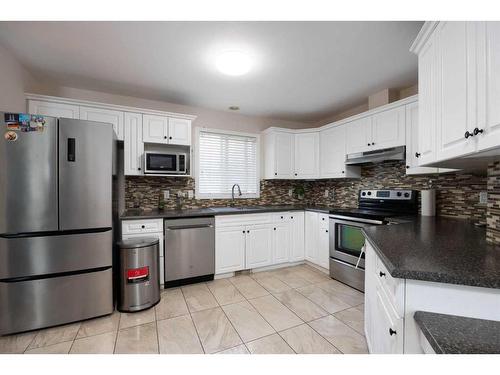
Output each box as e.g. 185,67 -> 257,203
145,152 -> 178,174
329,217 -> 381,269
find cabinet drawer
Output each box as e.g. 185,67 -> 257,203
215,213 -> 272,227
122,219 -> 163,234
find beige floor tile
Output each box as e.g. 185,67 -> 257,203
207,279 -> 246,306
25,341 -> 72,354
309,315 -> 368,354
191,307 -> 242,354
114,322 -> 158,354
157,315 -> 203,354
272,269 -> 312,288
228,275 -> 269,299
316,280 -> 364,306
249,270 -> 276,280
70,331 -> 116,354
28,322 -> 80,350
279,324 -> 340,354
355,303 -> 364,312
254,276 -> 291,294
246,333 -> 295,354
248,295 -> 302,331
119,308 -> 155,330
297,285 -> 351,313
222,301 -> 275,342
155,288 -> 189,321
274,289 -> 329,322
182,283 -> 218,312
77,312 -> 120,339
295,266 -> 331,284
215,344 -> 250,354
0,332 -> 37,354
334,307 -> 365,335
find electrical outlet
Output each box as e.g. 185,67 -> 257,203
187,190 -> 194,199
163,190 -> 170,200
480,191 -> 488,204
324,189 -> 329,198
288,188 -> 293,197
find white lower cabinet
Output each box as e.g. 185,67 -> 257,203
317,224 -> 330,269
273,223 -> 291,264
121,219 -> 164,286
372,285 -> 404,354
245,225 -> 273,269
304,211 -> 318,263
215,226 -> 246,274
289,212 -> 305,262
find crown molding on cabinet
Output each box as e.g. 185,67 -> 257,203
409,21 -> 439,54
25,93 -> 198,121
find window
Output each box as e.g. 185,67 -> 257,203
196,128 -> 260,199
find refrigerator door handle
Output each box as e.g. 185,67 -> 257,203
67,138 -> 76,162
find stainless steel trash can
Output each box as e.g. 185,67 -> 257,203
117,237 -> 160,312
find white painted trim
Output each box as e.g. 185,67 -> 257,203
194,126 -> 261,200
409,22 -> 440,54
25,93 -> 197,120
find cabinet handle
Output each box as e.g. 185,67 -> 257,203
342,170 -> 345,174
291,216 -> 294,219
281,216 -> 283,219
141,225 -> 145,229
247,230 -> 250,233
138,167 -> 141,171
389,328 -> 397,336
406,165 -> 410,169
294,173 -> 297,176
242,230 -> 245,233
274,227 -> 276,230
274,173 -> 277,176
379,271 -> 386,277
164,136 -> 167,139
464,131 -> 473,139
367,143 -> 371,146
169,136 -> 173,140
326,230 -> 328,233
473,127 -> 484,136
372,142 -> 375,145
415,152 -> 421,158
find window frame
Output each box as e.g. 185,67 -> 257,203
194,127 -> 261,200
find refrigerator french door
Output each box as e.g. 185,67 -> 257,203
0,114 -> 114,336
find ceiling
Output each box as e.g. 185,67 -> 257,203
0,21 -> 423,123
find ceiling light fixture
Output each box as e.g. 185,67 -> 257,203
216,50 -> 252,76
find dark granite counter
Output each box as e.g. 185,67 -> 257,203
363,216 -> 500,289
414,311 -> 500,354
120,205 -> 333,220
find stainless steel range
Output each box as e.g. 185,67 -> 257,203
328,189 -> 418,292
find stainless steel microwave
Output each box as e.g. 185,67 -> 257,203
144,151 -> 187,175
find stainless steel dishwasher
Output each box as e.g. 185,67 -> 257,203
164,217 -> 215,287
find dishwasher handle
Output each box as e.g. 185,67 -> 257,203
166,224 -> 214,231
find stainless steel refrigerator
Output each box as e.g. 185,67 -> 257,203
0,113 -> 114,336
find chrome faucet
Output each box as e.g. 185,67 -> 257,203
231,184 -> 242,204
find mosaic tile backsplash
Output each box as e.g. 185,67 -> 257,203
487,161 -> 500,244
124,161 -> 488,224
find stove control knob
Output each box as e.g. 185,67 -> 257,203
404,192 -> 410,198
397,192 -> 402,197
367,191 -> 372,196
361,192 -> 366,196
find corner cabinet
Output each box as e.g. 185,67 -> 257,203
411,21 -> 500,166
294,132 -> 319,179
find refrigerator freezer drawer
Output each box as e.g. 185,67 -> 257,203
0,268 -> 113,336
0,230 -> 112,280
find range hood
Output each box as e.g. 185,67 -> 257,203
345,146 -> 406,165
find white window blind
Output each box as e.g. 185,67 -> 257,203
197,129 -> 259,199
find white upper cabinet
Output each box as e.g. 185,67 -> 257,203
79,106 -> 124,140
346,116 -> 372,154
168,117 -> 192,146
143,114 -> 192,146
263,130 -> 295,179
142,114 -> 169,143
371,106 -> 406,150
124,112 -> 144,176
294,132 -> 319,179
320,125 -> 360,179
28,100 -> 79,119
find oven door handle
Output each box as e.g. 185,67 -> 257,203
355,242 -> 366,269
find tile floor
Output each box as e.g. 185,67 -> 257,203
0,264 -> 368,354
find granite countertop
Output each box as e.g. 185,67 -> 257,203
414,311 -> 500,354
120,205 -> 334,220
363,216 -> 500,289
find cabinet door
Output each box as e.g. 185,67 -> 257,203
289,212 -> 305,262
168,118 -> 191,146
405,102 -> 439,174
245,225 -> 273,269
124,112 -> 144,176
215,226 -> 246,274
273,223 -> 291,264
79,106 -> 124,140
372,286 -> 404,354
371,106 -> 405,150
346,116 -> 372,154
435,22 -> 476,161
275,132 -> 295,178
320,125 -> 346,178
317,225 -> 330,269
476,22 -> 500,152
304,211 -> 318,263
143,114 -> 168,143
28,100 -> 80,119
294,132 -> 319,178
